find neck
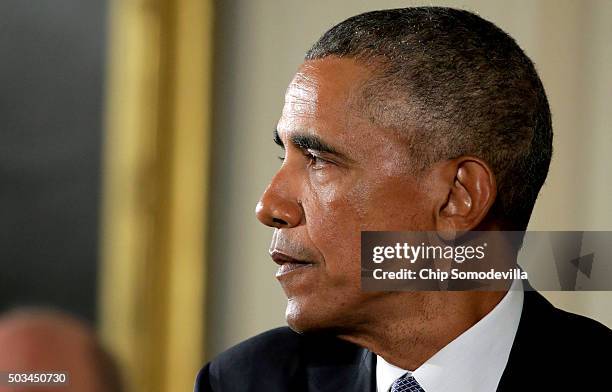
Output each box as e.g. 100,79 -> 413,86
337,290 -> 506,370
337,230 -> 519,370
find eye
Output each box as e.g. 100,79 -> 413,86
276,150 -> 333,169
305,150 -> 329,169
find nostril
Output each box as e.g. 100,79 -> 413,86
272,217 -> 288,226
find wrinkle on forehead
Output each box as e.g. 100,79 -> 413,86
280,58 -> 417,175
283,67 -> 320,119
282,59 -> 371,122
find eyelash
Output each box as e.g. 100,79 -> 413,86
278,151 -> 328,168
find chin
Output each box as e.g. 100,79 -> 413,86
284,297 -> 334,333
284,293 -> 368,335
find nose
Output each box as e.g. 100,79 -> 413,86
255,173 -> 303,229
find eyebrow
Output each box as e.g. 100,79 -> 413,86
273,128 -> 345,158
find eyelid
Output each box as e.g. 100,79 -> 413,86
307,148 -> 335,161
276,148 -> 335,169
304,149 -> 332,168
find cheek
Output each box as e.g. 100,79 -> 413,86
351,174 -> 432,230
301,173 -> 432,277
302,180 -> 369,276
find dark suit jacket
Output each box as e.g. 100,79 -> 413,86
196,290 -> 612,391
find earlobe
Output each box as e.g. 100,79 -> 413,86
436,158 -> 496,232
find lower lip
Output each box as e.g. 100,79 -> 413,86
276,262 -> 314,277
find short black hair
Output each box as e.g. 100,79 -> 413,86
306,7 -> 553,229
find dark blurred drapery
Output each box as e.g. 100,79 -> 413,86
0,0 -> 107,322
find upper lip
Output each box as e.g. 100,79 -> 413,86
270,250 -> 313,266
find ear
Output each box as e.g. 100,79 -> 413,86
435,157 -> 497,233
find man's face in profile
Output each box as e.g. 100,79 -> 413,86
256,57 -> 440,332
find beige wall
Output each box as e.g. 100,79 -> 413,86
207,0 -> 612,358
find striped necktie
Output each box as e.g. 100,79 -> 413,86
390,374 -> 425,392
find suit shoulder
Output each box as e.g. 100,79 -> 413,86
550,306 -> 612,347
195,327 -> 305,391
195,327 -> 365,391
524,292 -> 612,358
214,326 -> 302,364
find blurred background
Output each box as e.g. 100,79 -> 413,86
1,1 -> 610,391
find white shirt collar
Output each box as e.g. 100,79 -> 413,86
376,279 -> 524,392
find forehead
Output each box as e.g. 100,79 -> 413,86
283,58 -> 367,115
277,58 -> 412,170
278,58 -> 371,138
